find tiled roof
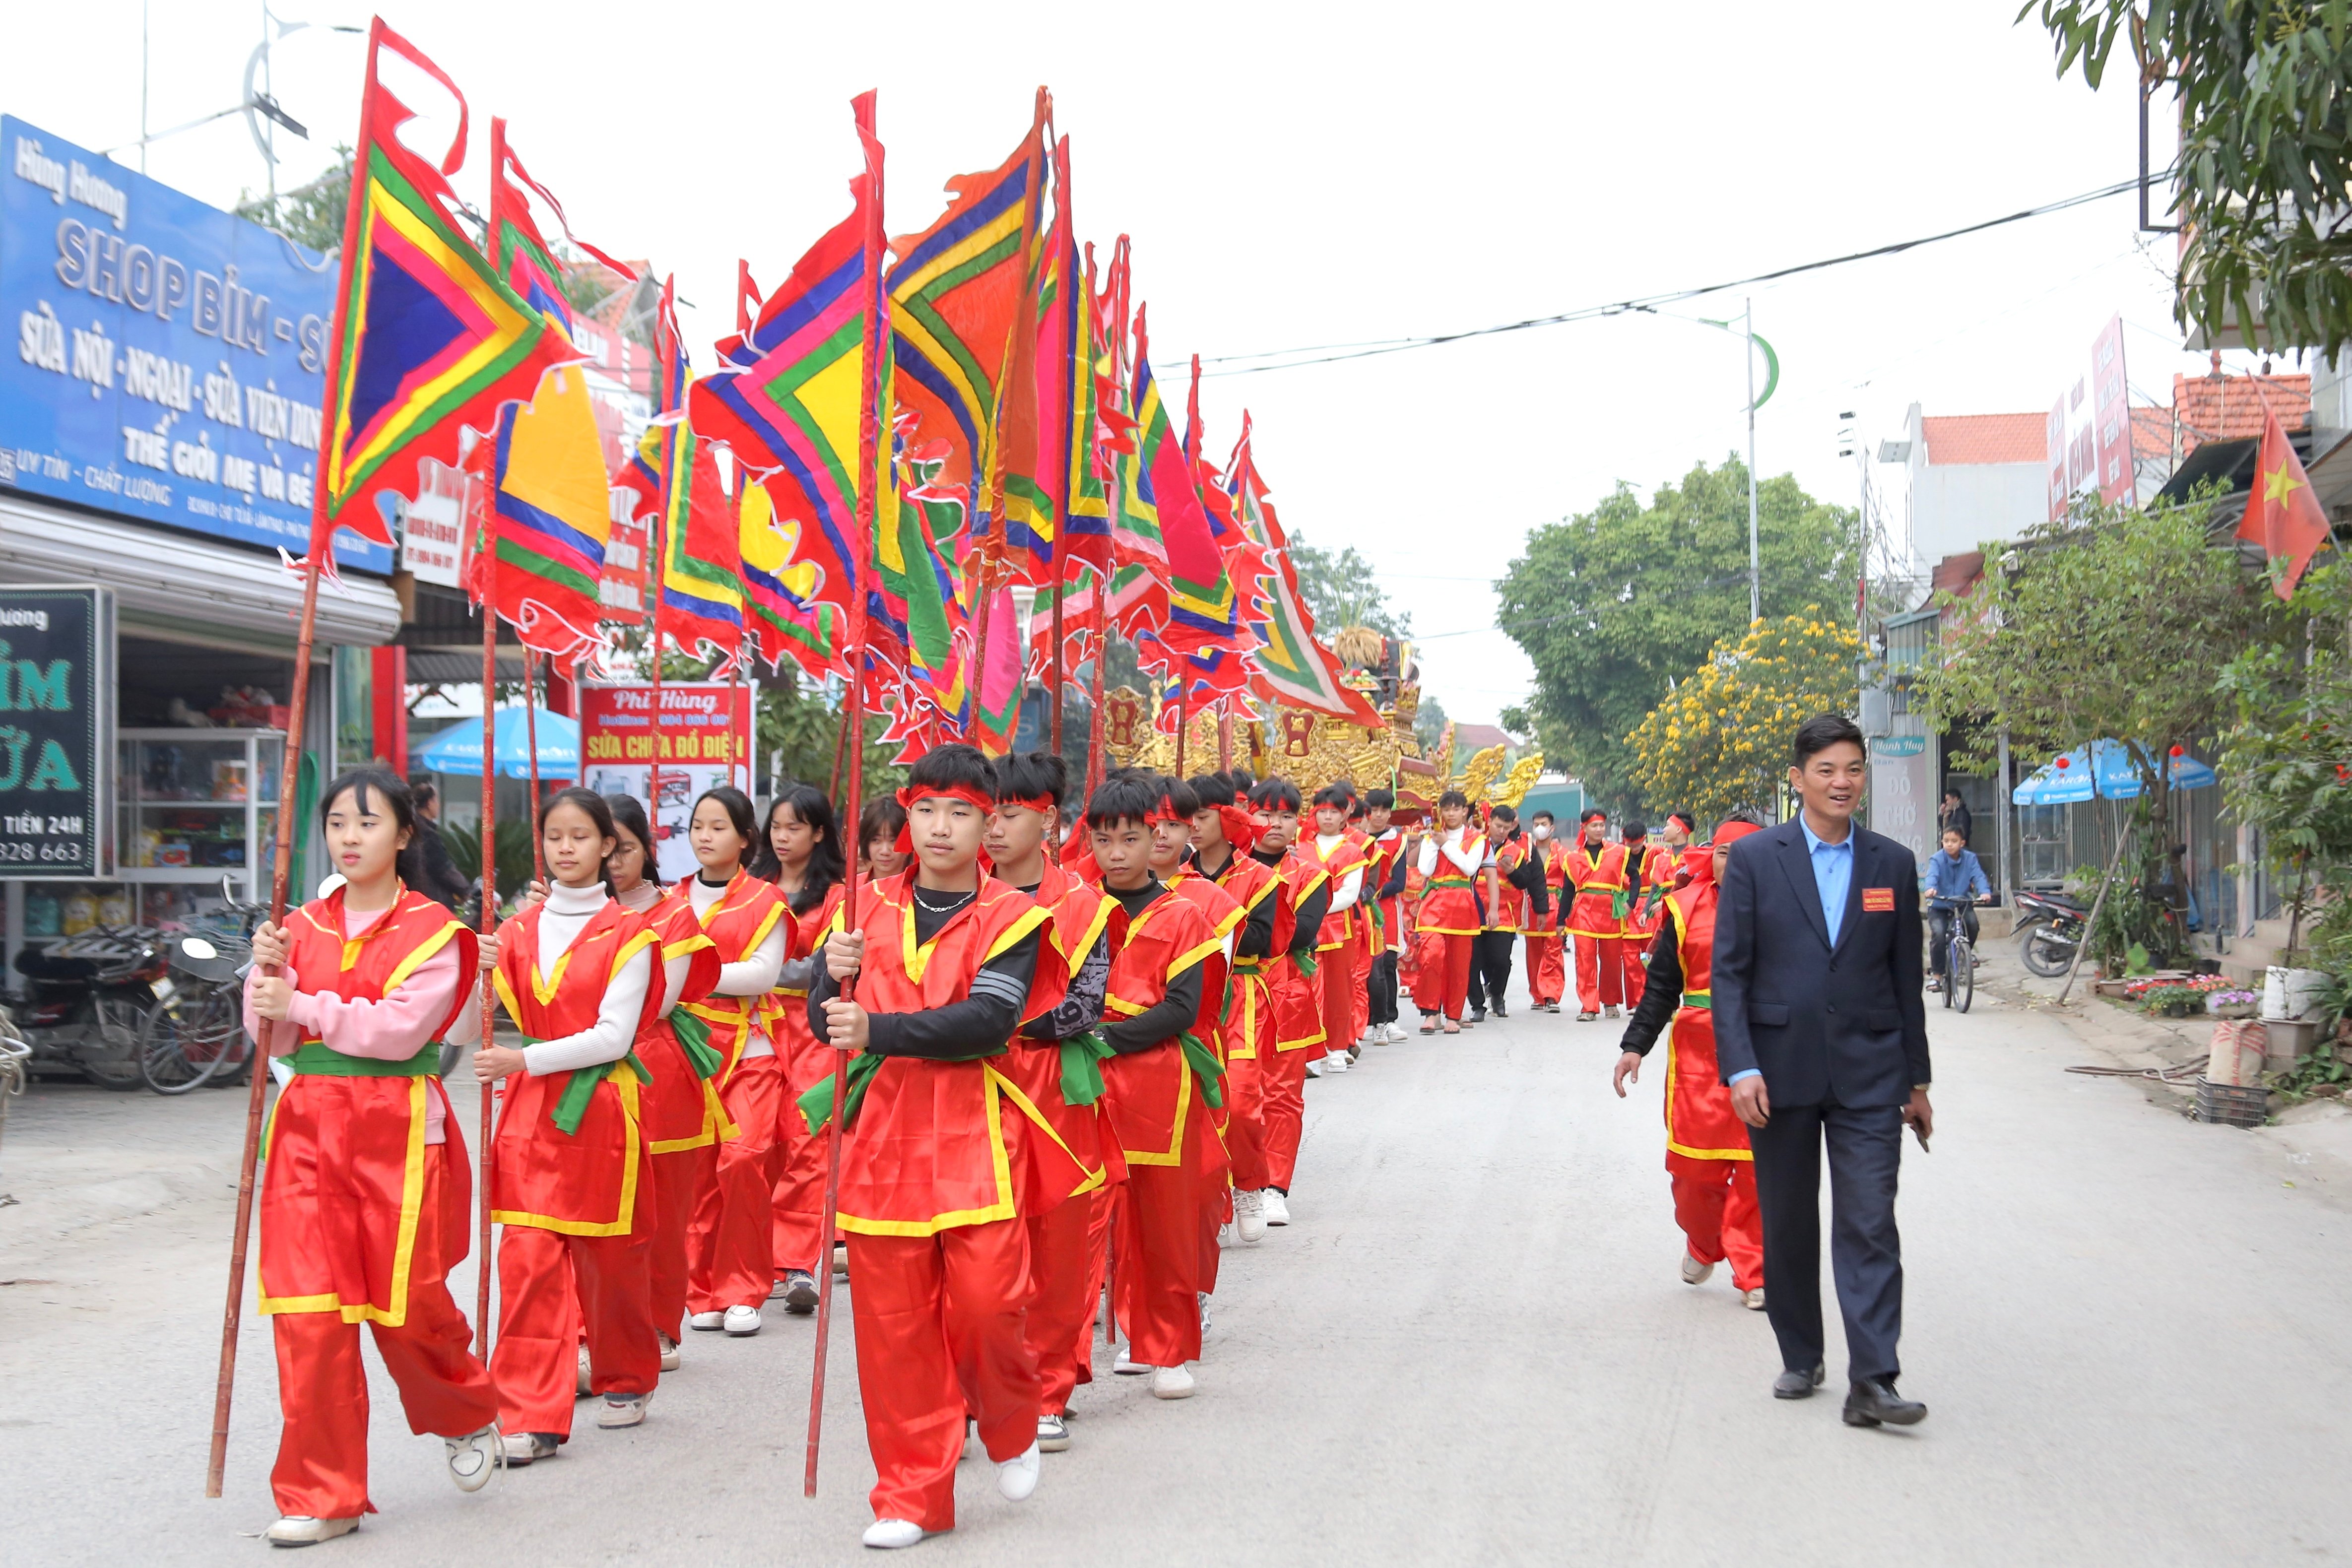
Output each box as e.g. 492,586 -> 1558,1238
2171,372 -> 2309,452
1921,413 -> 2046,466
1930,551 -> 1986,597
1452,723 -> 1511,752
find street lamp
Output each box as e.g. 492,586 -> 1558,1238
1695,302 -> 1779,624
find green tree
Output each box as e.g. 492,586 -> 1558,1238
1415,690 -> 1450,752
1910,495 -> 2286,964
1495,455 -> 1856,811
2026,1 -> 2352,355
1289,533 -> 1410,638
1624,610 -> 1862,824
236,148 -> 353,255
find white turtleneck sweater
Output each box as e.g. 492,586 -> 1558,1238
690,873 -> 785,1060
446,881 -> 652,1074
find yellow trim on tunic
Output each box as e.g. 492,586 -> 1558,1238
833,1065 -> 1019,1238
492,1071 -> 649,1234
257,1076 -> 432,1325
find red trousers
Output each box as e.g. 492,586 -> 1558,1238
1080,1183 -> 1118,1385
1260,1045 -> 1310,1191
1416,933 -> 1473,1019
1222,1051 -> 1268,1192
687,1054 -> 783,1311
1668,1152 -> 1764,1291
649,1144 -> 715,1340
1621,930 -> 1654,1002
491,1224 -> 658,1437
1346,932 -> 1372,1045
1573,934 -> 1625,1013
1318,947 -> 1355,1052
269,1283 -> 497,1518
770,1092 -> 827,1279
848,1221 -> 1038,1532
1116,1118 -> 1207,1368
1024,1192 -> 1098,1416
1524,932 -> 1566,1005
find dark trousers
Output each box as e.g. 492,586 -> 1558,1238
1465,931 -> 1516,1014
1368,951 -> 1399,1026
1747,1100 -> 1905,1385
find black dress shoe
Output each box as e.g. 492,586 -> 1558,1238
1772,1364 -> 1826,1400
1467,1010 -> 1486,1025
1493,1000 -> 1508,1018
1842,1378 -> 1926,1427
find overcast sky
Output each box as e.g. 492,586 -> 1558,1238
4,2 -> 2252,728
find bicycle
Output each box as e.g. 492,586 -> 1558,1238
1928,899 -> 1982,1015
139,877 -> 262,1095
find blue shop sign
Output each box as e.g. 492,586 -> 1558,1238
0,116 -> 390,572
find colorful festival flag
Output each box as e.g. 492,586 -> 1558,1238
312,22 -> 570,561
646,280 -> 742,662
1225,418 -> 1385,725
1126,310 -> 1239,655
486,365 -> 611,668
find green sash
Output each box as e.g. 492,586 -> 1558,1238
1056,1028 -> 1116,1107
796,1051 -> 884,1135
1680,991 -> 1712,1010
666,1009 -> 725,1080
511,1030 -> 652,1136
1177,1030 -> 1226,1111
285,1040 -> 439,1078
1294,950 -> 1319,979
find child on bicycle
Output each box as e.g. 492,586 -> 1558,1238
1923,827 -> 1990,992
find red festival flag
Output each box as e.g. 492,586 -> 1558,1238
2236,406 -> 2334,599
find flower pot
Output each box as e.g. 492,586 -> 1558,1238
2263,967 -> 2333,1022
2210,1003 -> 2258,1020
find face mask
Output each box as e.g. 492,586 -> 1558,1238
1531,824 -> 1551,841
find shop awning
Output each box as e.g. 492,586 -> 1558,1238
2013,739 -> 2216,804
415,707 -> 579,780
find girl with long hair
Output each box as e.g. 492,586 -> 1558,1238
757,783 -> 847,1313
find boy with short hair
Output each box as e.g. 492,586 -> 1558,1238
1363,789 -> 1409,1043
1523,809 -> 1570,1012
1186,773 -> 1285,1241
1922,827 -> 1989,992
1247,778 -> 1330,1224
1302,784 -> 1370,1071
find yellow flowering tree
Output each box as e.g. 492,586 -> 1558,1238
1623,609 -> 1863,825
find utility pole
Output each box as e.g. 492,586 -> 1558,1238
1745,297 -> 1760,625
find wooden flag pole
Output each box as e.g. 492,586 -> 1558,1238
207,20 -> 383,1496
1219,702 -> 1233,773
524,649 -> 544,882
474,491 -> 499,1356
808,89 -> 885,1499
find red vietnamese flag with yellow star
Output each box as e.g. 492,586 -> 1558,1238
2237,407 -> 2332,598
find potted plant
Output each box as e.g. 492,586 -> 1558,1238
2139,982 -> 2202,1018
2207,988 -> 2260,1019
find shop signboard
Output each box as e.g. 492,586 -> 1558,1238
0,116 -> 392,572
577,682 -> 755,883
0,585 -> 111,877
1869,725 -> 1935,871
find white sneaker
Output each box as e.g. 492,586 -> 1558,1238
1114,1344 -> 1149,1375
576,1343 -> 593,1397
1261,1189 -> 1291,1227
1037,1412 -> 1071,1451
266,1515 -> 359,1546
444,1424 -> 503,1490
1233,1187 -> 1267,1243
1217,1220 -> 1236,1248
1681,1252 -> 1715,1286
863,1518 -> 927,1549
1150,1364 -> 1195,1400
596,1391 -> 652,1428
687,1309 -> 726,1332
658,1333 -> 680,1372
723,1305 -> 762,1337
996,1440 -> 1042,1501
1304,1056 -> 1325,1079
1743,1287 -> 1767,1311
500,1430 -> 557,1466
1322,1051 -> 1348,1074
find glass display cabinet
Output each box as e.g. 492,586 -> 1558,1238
114,729 -> 283,927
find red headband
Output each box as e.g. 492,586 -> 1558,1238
892,784 -> 996,854
997,794 -> 1055,816
1712,820 -> 1763,848
1145,803 -> 1189,827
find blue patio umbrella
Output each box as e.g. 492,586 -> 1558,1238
2012,746 -> 2095,805
2012,739 -> 2215,804
414,707 -> 580,780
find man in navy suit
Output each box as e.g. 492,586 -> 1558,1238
1712,713 -> 1934,1428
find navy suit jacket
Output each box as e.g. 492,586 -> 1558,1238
1710,819 -> 1931,1109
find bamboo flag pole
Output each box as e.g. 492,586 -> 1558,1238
473,486 -> 499,1355
1048,132 -> 1074,765
808,89 -> 885,1499
524,649 -> 544,882
207,20 -> 387,1498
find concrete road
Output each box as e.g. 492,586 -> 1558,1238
5,968 -> 2352,1567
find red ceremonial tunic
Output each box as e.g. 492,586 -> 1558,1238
1622,843 -> 1671,942
1417,826 -> 1484,937
1566,842 -> 1631,938
830,873 -> 1080,1234
1267,854 -> 1329,1051
675,869 -> 794,1088
774,880 -> 847,1096
1302,830 -> 1371,951
489,900 -> 666,1236
635,890 -> 729,1153
1488,837 -> 1532,932
1206,854 -> 1285,1061
1162,871 -> 1243,1034
1000,861 -> 1126,1185
258,888 -> 475,1326
1659,878 -> 1751,1161
1366,831 -> 1403,949
1525,841 -> 1568,935
1099,889 -> 1224,1167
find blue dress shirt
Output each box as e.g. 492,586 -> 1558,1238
1800,814 -> 1855,944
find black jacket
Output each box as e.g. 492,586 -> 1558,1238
1710,820 -> 1930,1109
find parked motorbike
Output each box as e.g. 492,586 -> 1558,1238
13,925 -> 168,1089
2012,888 -> 2086,978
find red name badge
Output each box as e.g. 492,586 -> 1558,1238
1861,887 -> 1895,913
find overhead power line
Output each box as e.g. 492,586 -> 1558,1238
1200,173 -> 2156,377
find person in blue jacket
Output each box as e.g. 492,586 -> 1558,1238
1922,827 -> 1989,993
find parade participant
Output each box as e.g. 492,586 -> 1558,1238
983,750 -> 1122,1454
1362,791 -> 1407,1045
1661,811 -> 1698,890
241,769 -> 501,1546
1522,810 -> 1570,1013
1088,776 -> 1223,1400
1302,785 -> 1369,1072
1411,791 -> 1483,1035
859,795 -> 911,881
677,787 -> 795,1338
1611,814 -> 1768,1310
1467,803 -> 1544,1021
1565,810 -> 1631,1022
1248,777 -> 1330,1224
1341,794 -> 1377,1053
753,786 -> 846,1316
1188,773 -> 1284,1241
806,744 -> 1072,1548
1618,821 -> 1665,1002
608,792 -> 725,1372
468,789 -> 665,1459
